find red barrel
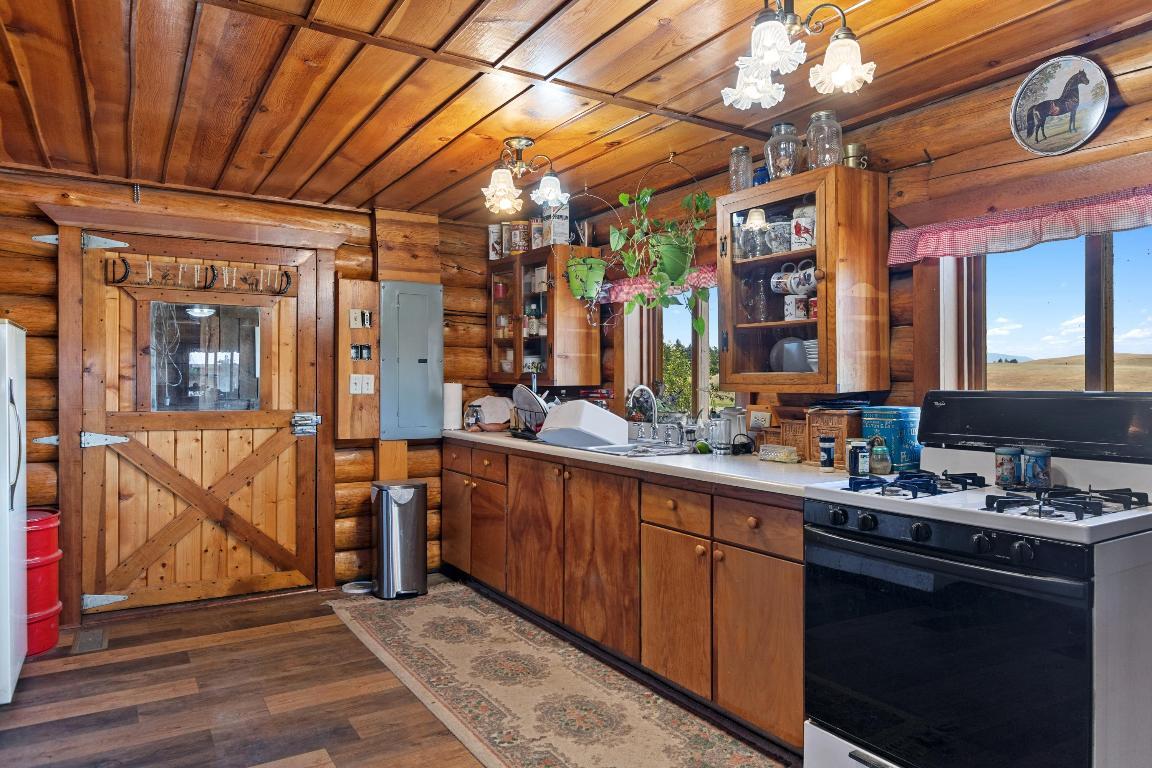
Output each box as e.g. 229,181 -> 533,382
26,508 -> 62,656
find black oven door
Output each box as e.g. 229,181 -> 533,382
805,526 -> 1092,768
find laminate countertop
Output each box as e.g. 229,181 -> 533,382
443,430 -> 846,497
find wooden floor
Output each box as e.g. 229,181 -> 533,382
0,590 -> 483,768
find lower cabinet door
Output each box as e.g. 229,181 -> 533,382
640,524 -> 712,699
564,468 -> 640,659
507,456 -> 565,621
441,470 -> 472,571
713,544 -> 805,747
470,478 -> 507,591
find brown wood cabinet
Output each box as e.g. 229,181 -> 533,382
469,478 -> 507,591
564,467 -> 640,660
713,543 -> 805,748
487,245 -> 602,387
716,165 -> 889,394
506,455 -> 565,622
640,523 -> 712,699
641,482 -> 712,537
713,496 -> 804,562
441,469 -> 472,571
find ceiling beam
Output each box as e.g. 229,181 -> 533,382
161,2 -> 203,184
0,15 -> 52,168
197,0 -> 771,141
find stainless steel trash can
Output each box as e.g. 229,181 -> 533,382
371,480 -> 428,599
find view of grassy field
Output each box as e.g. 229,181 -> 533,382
987,354 -> 1152,391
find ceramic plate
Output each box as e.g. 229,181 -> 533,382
769,336 -> 808,372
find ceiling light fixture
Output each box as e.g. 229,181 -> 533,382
723,1 -> 875,111
481,136 -> 569,215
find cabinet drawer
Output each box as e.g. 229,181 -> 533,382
641,483 -> 711,536
713,496 -> 803,562
444,444 -> 471,474
472,449 -> 507,483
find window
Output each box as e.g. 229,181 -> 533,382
658,286 -> 735,415
961,226 -> 1152,392
151,302 -> 262,411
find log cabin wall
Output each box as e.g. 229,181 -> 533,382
586,28 -> 1152,406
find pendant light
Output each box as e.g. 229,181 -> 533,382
480,137 -> 568,214
722,1 -> 875,111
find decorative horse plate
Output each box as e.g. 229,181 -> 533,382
1011,55 -> 1109,156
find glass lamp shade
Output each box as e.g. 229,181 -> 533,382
482,167 -> 523,214
529,173 -> 570,208
809,36 -> 876,95
721,62 -> 785,111
750,18 -> 806,74
744,208 -> 768,230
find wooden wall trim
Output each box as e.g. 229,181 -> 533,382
56,226 -> 83,626
911,260 -> 942,403
315,247 -> 337,588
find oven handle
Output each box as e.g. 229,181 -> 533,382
849,750 -> 901,768
805,527 -> 1090,600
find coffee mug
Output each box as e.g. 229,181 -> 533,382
767,220 -> 792,253
770,262 -> 798,294
787,259 -> 819,296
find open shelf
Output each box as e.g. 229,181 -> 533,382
732,247 -> 817,270
735,319 -> 817,330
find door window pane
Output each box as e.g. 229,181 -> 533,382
151,302 -> 261,411
1112,226 -> 1152,392
985,239 -> 1085,390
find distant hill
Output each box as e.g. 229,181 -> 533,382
988,353 -> 1033,363
987,353 -> 1152,391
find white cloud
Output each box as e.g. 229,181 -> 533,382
988,327 -> 1015,337
987,318 -> 1023,337
995,316 -> 1012,324
1119,327 -> 1152,341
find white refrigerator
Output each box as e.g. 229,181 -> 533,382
0,320 -> 26,704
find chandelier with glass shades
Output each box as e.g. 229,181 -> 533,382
722,0 -> 876,111
480,136 -> 570,215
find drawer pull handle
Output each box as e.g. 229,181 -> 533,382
695,544 -> 707,557
563,471 -> 571,480
471,482 -> 478,488
464,478 -> 471,487
712,548 -> 725,562
483,459 -> 491,467
665,499 -> 677,510
746,516 -> 760,529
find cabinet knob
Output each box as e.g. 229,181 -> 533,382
665,499 -> 677,510
471,482 -> 478,488
563,471 -> 571,480
553,467 -> 561,476
463,478 -> 470,487
483,459 -> 491,467
712,548 -> 725,562
695,544 -> 707,557
746,516 -> 760,529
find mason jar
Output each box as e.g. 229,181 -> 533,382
728,145 -> 752,192
764,122 -> 802,179
806,110 -> 843,168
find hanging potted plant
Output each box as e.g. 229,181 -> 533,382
564,255 -> 608,301
608,186 -> 714,334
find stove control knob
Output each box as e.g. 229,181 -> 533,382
858,513 -> 879,532
829,507 -> 850,526
1011,541 -> 1035,563
971,533 -> 993,554
910,522 -> 932,542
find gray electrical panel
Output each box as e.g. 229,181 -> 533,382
379,281 -> 444,439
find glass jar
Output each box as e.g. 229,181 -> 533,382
806,110 -> 843,168
728,145 -> 752,192
764,122 -> 802,179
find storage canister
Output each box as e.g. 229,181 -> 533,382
1022,447 -> 1052,489
765,122 -> 802,179
509,221 -> 531,255
26,508 -> 62,656
729,145 -> 752,191
806,110 -> 843,168
861,406 -> 921,471
995,446 -> 1023,488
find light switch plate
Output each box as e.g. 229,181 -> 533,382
349,309 -> 363,329
361,374 -> 374,395
349,374 -> 362,394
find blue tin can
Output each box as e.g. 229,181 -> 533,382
1022,447 -> 1052,489
995,446 -> 1023,488
861,406 -> 921,471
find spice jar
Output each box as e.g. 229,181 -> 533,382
765,122 -> 802,179
728,145 -> 752,192
806,110 -> 843,168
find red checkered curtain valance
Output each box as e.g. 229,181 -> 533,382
888,183 -> 1152,266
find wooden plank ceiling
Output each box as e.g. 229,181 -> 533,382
0,0 -> 1149,222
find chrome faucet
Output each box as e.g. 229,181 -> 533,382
626,385 -> 659,441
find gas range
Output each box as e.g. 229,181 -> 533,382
806,447 -> 1152,544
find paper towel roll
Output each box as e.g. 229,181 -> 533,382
443,383 -> 463,430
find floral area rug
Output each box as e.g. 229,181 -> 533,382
330,582 -> 796,768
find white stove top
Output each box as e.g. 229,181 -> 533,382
804,447 -> 1152,544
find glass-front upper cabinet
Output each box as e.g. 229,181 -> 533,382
489,260 -> 518,383
715,166 -> 890,394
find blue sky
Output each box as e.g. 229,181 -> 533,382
663,285 -> 719,347
663,227 -> 1152,357
986,226 -> 1152,359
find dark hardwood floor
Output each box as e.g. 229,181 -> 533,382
0,590 -> 482,768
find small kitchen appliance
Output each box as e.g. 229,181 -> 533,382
803,391 -> 1152,768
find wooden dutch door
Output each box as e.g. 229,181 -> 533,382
78,232 -> 320,612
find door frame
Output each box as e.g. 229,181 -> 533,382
47,204 -> 343,624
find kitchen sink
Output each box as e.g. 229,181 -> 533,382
583,441 -> 694,457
